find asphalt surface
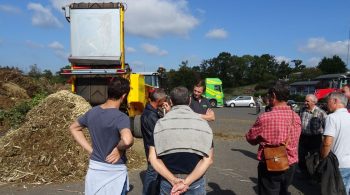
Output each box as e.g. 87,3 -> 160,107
0,107 -> 320,195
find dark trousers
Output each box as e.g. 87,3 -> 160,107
142,163 -> 160,195
258,162 -> 296,195
298,134 -> 322,171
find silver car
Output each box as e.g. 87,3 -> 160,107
225,96 -> 255,107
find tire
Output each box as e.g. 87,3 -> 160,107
209,99 -> 217,108
249,103 -> 254,107
230,103 -> 235,107
131,115 -> 142,138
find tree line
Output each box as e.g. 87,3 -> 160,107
158,52 -> 348,91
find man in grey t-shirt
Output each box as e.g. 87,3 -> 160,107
70,77 -> 133,195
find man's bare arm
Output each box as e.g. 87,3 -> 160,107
69,121 -> 93,154
172,148 -> 214,195
321,135 -> 333,158
148,146 -> 181,186
117,128 -> 134,150
106,128 -> 133,164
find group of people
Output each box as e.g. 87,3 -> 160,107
69,77 -> 215,195
246,82 -> 350,195
69,76 -> 350,195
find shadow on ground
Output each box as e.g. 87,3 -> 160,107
231,148 -> 257,160
207,182 -> 236,195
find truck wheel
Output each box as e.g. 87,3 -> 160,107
131,115 -> 142,138
209,100 -> 217,108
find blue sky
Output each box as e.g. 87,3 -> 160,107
0,0 -> 350,73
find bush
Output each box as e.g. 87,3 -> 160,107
2,91 -> 48,129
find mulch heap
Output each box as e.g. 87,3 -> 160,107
0,90 -> 146,184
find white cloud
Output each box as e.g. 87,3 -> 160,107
25,40 -> 44,49
130,60 -> 145,71
126,46 -> 136,53
141,43 -> 168,56
48,41 -> 64,50
275,56 -> 291,63
306,57 -> 321,66
125,0 -> 198,38
27,3 -> 63,28
299,37 -> 349,58
205,28 -> 228,39
0,4 -> 21,14
50,0 -> 199,38
48,41 -> 69,60
195,8 -> 206,15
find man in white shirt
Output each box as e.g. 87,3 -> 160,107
321,92 -> 350,194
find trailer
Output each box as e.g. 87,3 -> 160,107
61,2 -> 155,137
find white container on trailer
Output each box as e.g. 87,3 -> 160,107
64,3 -> 121,65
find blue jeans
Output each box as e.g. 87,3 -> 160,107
339,168 -> 350,195
142,163 -> 159,195
160,177 -> 206,195
121,178 -> 127,195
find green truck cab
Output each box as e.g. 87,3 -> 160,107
204,78 -> 224,107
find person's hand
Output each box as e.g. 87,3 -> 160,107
206,108 -> 213,114
171,181 -> 189,195
105,147 -> 122,164
162,102 -> 171,113
206,108 -> 214,117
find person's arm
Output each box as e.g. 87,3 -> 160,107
245,117 -> 262,145
185,148 -> 213,185
171,148 -> 214,195
320,135 -> 333,158
200,108 -> 215,121
148,146 -> 181,186
117,128 -> 134,150
69,121 -> 93,154
106,128 -> 134,164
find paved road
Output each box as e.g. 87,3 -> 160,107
0,107 -> 320,195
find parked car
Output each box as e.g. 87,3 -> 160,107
225,96 -> 255,107
287,100 -> 300,112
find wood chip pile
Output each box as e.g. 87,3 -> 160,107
0,90 -> 146,184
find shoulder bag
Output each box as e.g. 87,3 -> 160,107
263,111 -> 294,172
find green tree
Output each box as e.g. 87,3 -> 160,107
248,54 -> 278,84
291,59 -> 306,72
276,61 -> 292,79
167,61 -> 200,90
300,67 -> 322,80
42,69 -> 53,79
317,55 -> 347,74
28,64 -> 41,78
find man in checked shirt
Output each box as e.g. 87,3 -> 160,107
246,82 -> 301,195
298,94 -> 327,175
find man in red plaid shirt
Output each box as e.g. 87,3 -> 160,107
246,82 -> 301,195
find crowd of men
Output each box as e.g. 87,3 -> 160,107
69,77 -> 350,195
246,82 -> 350,195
